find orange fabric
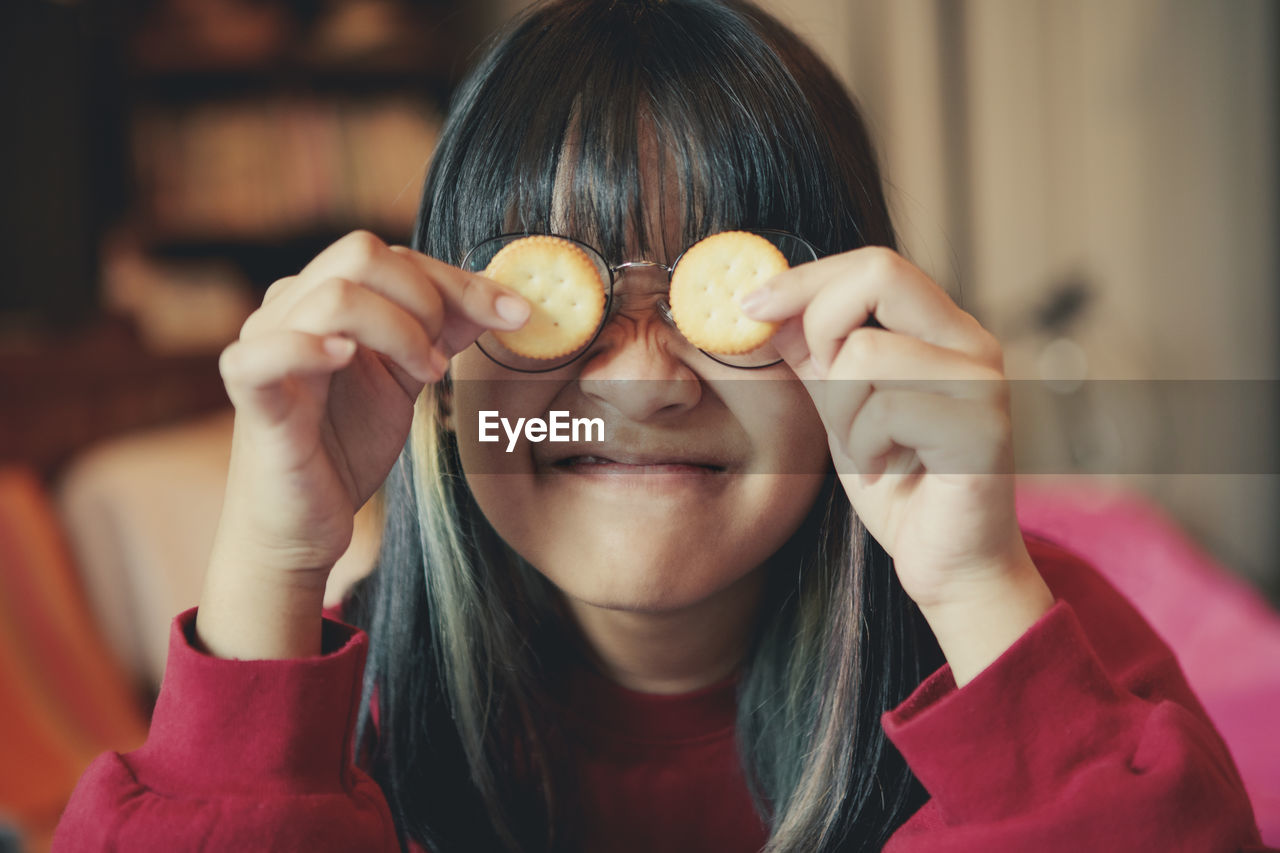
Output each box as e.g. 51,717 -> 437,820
0,466 -> 148,845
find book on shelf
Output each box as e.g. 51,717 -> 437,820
132,96 -> 442,244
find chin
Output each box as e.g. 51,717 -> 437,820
546,551 -> 739,615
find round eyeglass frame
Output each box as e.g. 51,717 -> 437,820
459,228 -> 821,374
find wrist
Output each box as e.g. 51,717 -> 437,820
198,554 -> 330,661
916,552 -> 1054,688
209,502 -> 347,582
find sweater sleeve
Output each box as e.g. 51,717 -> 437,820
882,535 -> 1271,853
52,608 -> 400,852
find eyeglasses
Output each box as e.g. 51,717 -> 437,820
460,228 -> 819,373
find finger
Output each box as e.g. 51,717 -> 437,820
820,327 -> 1007,442
782,322 -> 1006,455
254,233 -> 532,364
282,232 -> 449,342
243,239 -> 455,359
220,331 -> 356,427
741,246 -> 995,369
260,275 -> 298,307
389,245 -> 532,356
844,390 -> 1013,484
771,316 -> 819,379
283,277 -> 448,385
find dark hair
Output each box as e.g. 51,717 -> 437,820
349,2 -> 944,851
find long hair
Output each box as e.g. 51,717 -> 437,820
348,2 -> 945,851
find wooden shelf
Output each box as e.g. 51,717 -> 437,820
125,57 -> 457,102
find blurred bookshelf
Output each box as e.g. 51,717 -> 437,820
0,0 -> 481,475
123,0 -> 462,280
130,95 -> 440,275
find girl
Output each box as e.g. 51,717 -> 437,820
57,1 -> 1265,851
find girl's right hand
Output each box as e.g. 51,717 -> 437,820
199,231 -> 528,658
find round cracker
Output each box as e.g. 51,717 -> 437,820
668,231 -> 789,355
482,236 -> 607,360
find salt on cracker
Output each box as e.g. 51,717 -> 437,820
669,231 -> 789,355
482,236 -> 607,360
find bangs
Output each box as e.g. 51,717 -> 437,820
416,0 -> 850,266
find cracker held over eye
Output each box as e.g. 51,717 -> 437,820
482,236 -> 608,360
669,231 -> 789,355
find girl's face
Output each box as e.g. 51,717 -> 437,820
449,155 -> 831,615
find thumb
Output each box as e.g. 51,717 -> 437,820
389,246 -> 532,356
771,316 -> 824,382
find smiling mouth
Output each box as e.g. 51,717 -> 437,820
553,455 -> 727,473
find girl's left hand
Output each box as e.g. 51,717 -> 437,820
740,246 -> 1047,620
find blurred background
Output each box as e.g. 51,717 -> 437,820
0,0 -> 1277,850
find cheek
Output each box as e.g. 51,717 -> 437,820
450,348 -> 555,554
719,377 -> 831,579
783,399 -> 831,472
449,349 -> 556,473
719,374 -> 831,475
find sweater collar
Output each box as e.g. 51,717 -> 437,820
561,661 -> 741,744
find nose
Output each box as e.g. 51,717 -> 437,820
577,274 -> 702,421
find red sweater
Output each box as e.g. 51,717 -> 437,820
53,536 -> 1269,852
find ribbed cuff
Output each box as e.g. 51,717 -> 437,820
129,607 -> 369,798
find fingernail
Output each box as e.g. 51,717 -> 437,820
495,294 -> 530,326
739,287 -> 772,316
324,336 -> 357,359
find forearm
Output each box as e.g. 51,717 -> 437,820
917,550 -> 1055,688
